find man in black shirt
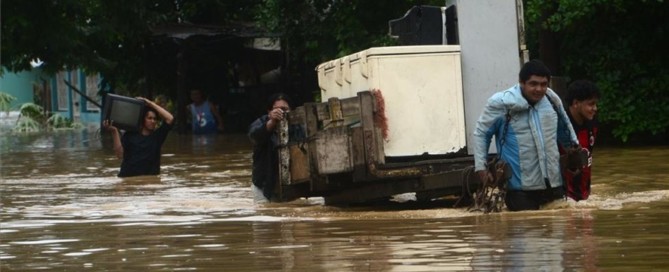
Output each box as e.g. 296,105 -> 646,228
103,97 -> 174,177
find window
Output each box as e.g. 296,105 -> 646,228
56,72 -> 68,111
85,74 -> 101,111
70,71 -> 80,115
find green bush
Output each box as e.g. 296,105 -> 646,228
12,116 -> 41,133
11,102 -> 84,133
525,0 -> 669,142
48,113 -> 84,130
0,92 -> 17,114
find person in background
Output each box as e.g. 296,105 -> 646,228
103,97 -> 174,177
154,94 -> 173,113
248,93 -> 291,203
153,94 -> 173,127
472,60 -> 579,211
563,80 -> 600,201
187,89 -> 224,134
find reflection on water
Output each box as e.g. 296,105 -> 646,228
1,131 -> 668,271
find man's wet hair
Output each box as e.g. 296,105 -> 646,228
519,59 -> 551,82
566,80 -> 600,106
266,93 -> 292,110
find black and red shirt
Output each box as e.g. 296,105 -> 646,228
564,112 -> 598,201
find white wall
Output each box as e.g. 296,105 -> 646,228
445,0 -> 523,154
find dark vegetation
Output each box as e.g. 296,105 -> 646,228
2,0 -> 667,143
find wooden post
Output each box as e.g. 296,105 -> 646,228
176,44 -> 189,134
328,97 -> 344,127
359,91 -> 379,166
304,102 -> 326,189
278,117 -> 291,187
358,91 -> 383,178
359,91 -> 422,178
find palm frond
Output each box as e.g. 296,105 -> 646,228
12,116 -> 41,133
18,103 -> 45,120
0,92 -> 17,114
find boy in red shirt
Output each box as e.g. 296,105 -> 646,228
564,80 -> 600,201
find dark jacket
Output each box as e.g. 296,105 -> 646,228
248,115 -> 279,199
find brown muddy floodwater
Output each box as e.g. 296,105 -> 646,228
1,130 -> 668,271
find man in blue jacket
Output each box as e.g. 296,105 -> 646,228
473,60 -> 579,211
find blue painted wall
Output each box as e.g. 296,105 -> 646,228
0,68 -> 41,109
0,68 -> 104,130
50,70 -> 103,130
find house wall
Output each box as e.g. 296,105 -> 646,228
1,68 -> 103,131
50,70 -> 103,130
0,68 -> 40,109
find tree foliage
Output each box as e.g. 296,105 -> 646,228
3,0 -> 667,142
525,0 -> 669,142
255,0 -> 443,102
1,0 -> 259,92
256,0 -> 441,67
2,0 -> 177,91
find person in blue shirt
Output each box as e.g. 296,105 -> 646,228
473,60 -> 579,211
187,89 -> 224,134
103,97 -> 174,177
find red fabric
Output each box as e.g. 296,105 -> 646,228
564,121 -> 597,201
371,89 -> 389,140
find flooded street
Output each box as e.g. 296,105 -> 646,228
1,130 -> 668,271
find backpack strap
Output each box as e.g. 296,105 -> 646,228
497,109 -> 512,159
546,94 -> 576,147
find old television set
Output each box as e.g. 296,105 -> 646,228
102,93 -> 146,131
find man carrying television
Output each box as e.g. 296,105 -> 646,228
103,97 -> 174,177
